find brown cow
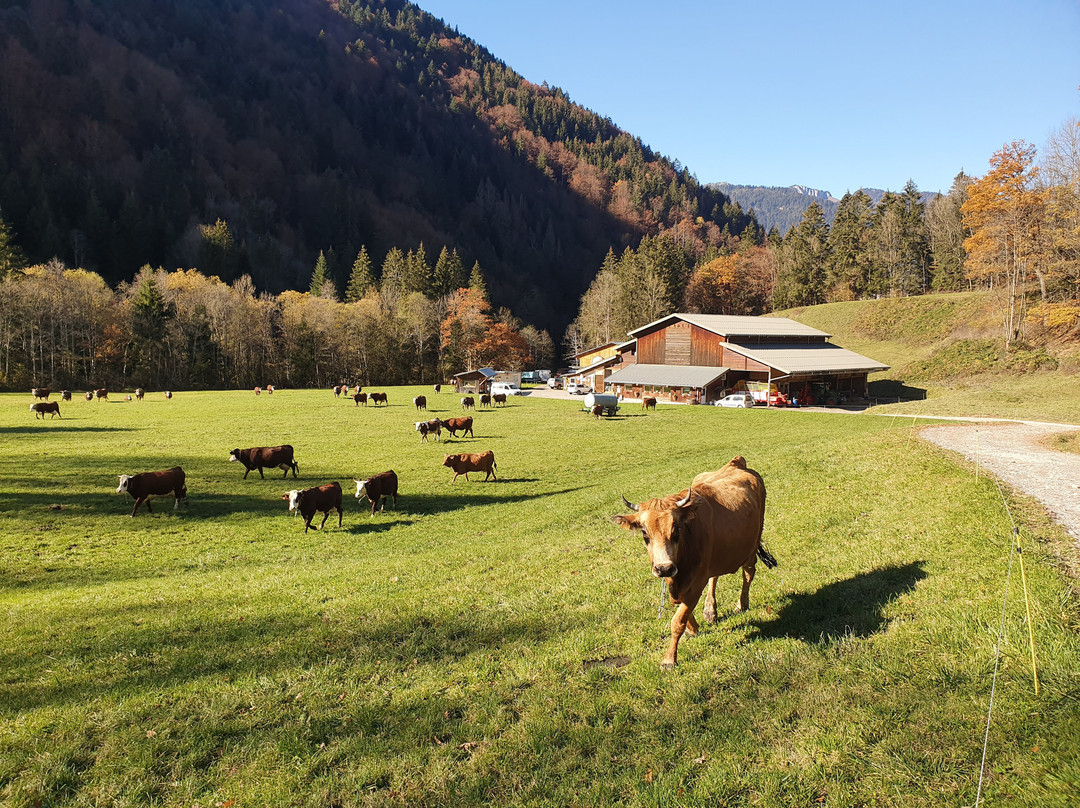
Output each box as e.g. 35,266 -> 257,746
84,391 -> 94,401
284,483 -> 343,533
479,394 -> 492,408
135,388 -> 145,400
591,404 -> 604,419
95,388 -> 108,401
30,401 -> 61,419
60,390 -> 72,401
353,392 -> 368,407
415,418 -> 442,442
642,397 -> 657,411
117,467 -> 187,517
229,445 -> 299,479
461,396 -> 475,410
442,416 -> 474,438
353,471 -> 399,515
442,450 -> 497,482
414,395 -> 427,411
32,387 -> 50,400
165,390 -> 173,399
613,456 -> 775,669
370,392 -> 388,406
254,386 -> 262,395
433,383 -> 441,393
493,393 -> 507,406
267,385 -> 275,395
333,385 -> 342,397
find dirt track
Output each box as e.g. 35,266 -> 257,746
919,420 -> 1080,545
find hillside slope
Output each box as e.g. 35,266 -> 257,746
781,293 -> 1080,423
0,0 -> 756,336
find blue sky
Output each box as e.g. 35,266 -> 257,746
417,0 -> 1080,196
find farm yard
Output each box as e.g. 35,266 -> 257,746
1,388 -> 1078,807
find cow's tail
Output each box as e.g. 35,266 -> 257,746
757,543 -> 778,569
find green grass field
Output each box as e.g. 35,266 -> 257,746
2,389 -> 1078,807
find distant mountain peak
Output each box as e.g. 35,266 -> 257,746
789,185 -> 839,204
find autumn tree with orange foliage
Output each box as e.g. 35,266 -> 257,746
962,141 -> 1047,347
682,248 -> 774,315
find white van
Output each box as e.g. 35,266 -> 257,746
491,381 -> 523,396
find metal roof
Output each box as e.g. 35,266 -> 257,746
573,354 -> 622,375
627,313 -> 831,339
604,364 -> 730,388
723,342 -> 890,375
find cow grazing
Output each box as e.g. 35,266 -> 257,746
117,467 -> 187,517
493,393 -> 507,406
370,392 -> 388,406
254,386 -> 262,395
229,445 -> 299,479
353,392 -> 368,407
461,396 -> 475,410
165,390 -> 173,399
353,384 -> 361,395
135,388 -> 144,400
283,482 -> 343,533
61,390 -> 71,401
353,470 -> 399,515
95,388 -> 107,401
433,383 -> 441,393
613,455 -> 774,669
30,401 -> 61,419
333,385 -> 342,397
84,391 -> 94,401
125,395 -> 132,401
479,394 -> 492,408
642,397 -> 657,411
442,450 -> 497,482
414,395 -> 427,411
32,387 -> 50,400
442,416 -> 474,439
267,385 -> 275,394
591,404 -> 604,419
415,418 -> 442,442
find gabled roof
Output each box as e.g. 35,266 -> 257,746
628,313 -> 831,340
453,367 -> 498,380
572,354 -> 623,376
605,364 -> 730,389
574,341 -> 617,358
722,342 -> 890,375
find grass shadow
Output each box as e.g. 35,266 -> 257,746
393,486 -> 587,515
744,561 -> 928,643
0,425 -> 135,434
868,379 -> 928,401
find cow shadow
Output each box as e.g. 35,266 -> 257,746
394,486 -> 585,515
744,561 -> 928,644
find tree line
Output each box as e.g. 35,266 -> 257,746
0,241 -> 554,392
569,118 -> 1080,353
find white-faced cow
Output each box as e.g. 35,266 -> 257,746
461,396 -> 475,410
414,395 -> 427,411
135,388 -> 145,400
95,388 -> 108,401
229,445 -> 299,479
266,385 -> 275,395
613,455 -> 775,669
442,450 -> 497,482
353,471 -> 399,515
254,386 -> 262,395
591,404 -> 604,419
442,416 -> 474,439
333,385 -> 342,397
60,390 -> 72,401
117,467 -> 187,517
32,387 -> 50,400
84,391 -> 94,401
353,391 -> 368,407
415,418 -> 442,442
479,394 -> 492,408
370,392 -> 388,406
283,483 -> 343,533
165,390 -> 173,399
433,383 -> 441,393
30,401 -> 61,419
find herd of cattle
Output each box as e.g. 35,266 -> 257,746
27,382 -> 772,668
29,386 -> 174,418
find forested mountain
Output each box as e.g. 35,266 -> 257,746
0,0 -> 758,337
711,183 -> 939,235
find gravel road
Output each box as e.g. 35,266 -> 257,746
919,420 -> 1080,544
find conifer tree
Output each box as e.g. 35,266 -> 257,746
403,243 -> 431,295
345,246 -> 376,302
828,191 -> 874,298
309,250 -> 330,296
432,246 -> 467,295
380,248 -> 407,295
0,206 -> 26,277
468,261 -> 488,302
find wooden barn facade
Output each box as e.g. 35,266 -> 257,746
604,314 -> 888,404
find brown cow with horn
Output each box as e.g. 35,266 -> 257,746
613,456 -> 775,669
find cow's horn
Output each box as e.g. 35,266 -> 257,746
675,487 -> 694,508
621,494 -> 639,512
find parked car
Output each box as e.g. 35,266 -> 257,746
547,377 -> 563,389
566,382 -> 591,395
491,381 -> 524,396
717,392 -> 755,408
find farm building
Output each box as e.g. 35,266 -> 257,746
564,341 -> 634,392
451,367 -> 521,394
603,314 -> 888,405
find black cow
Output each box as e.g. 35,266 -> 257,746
229,445 -> 299,479
414,395 -> 427,411
117,467 -> 187,517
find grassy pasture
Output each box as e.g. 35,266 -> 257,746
1,389 -> 1078,807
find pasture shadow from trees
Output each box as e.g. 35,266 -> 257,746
868,379 -> 927,401
394,485 -> 586,516
0,425 -> 135,434
744,561 -> 928,644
